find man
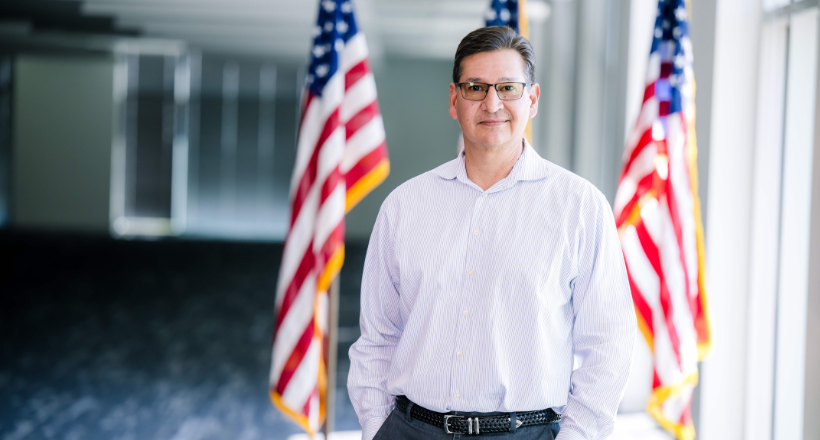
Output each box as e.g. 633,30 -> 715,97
348,26 -> 635,440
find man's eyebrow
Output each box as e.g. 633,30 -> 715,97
461,77 -> 523,83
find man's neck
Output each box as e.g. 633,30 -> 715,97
463,138 -> 524,191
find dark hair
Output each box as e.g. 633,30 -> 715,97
452,26 -> 535,84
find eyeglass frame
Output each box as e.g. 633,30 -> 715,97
454,81 -> 533,101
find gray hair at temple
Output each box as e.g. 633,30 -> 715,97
452,26 -> 536,84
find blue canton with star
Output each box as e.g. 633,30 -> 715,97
485,0 -> 519,32
307,0 -> 359,96
651,0 -> 691,115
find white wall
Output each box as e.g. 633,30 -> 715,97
13,55 -> 115,233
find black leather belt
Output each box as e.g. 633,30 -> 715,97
395,395 -> 560,435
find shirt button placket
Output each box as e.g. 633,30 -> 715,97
452,192 -> 485,406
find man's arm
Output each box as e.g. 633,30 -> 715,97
347,205 -> 403,440
556,191 -> 637,440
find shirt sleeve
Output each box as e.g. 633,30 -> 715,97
347,202 -> 402,440
556,191 -> 637,440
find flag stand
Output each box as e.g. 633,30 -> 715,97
324,275 -> 340,438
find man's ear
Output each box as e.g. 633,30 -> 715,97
449,83 -> 459,120
528,83 -> 541,119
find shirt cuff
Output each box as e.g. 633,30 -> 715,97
554,426 -> 588,440
361,417 -> 388,440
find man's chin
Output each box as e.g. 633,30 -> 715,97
467,134 -> 513,149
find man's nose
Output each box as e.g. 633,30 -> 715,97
481,86 -> 504,112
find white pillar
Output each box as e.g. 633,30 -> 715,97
698,0 -> 762,438
805,18 -> 820,434
774,8 -> 819,440
743,16 -> 788,440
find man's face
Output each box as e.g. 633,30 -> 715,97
449,49 -> 540,150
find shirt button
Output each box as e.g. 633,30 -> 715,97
455,392 -> 460,399
463,310 -> 469,316
473,229 -> 480,235
468,270 -> 474,276
457,351 -> 463,357
481,193 -> 487,198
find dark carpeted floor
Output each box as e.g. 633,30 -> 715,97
0,231 -> 367,440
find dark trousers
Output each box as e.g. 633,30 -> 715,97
373,407 -> 561,439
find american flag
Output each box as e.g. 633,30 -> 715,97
614,0 -> 710,439
269,0 -> 389,435
484,0 -> 521,30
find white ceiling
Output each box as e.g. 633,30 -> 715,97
74,0 -> 510,61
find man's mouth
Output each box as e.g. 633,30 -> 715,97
478,119 -> 508,126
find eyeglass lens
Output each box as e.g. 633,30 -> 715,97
459,82 -> 525,101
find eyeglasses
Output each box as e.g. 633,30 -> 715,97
455,82 -> 531,101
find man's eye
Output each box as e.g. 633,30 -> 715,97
502,85 -> 516,92
469,86 -> 481,91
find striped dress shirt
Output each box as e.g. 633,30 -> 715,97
348,141 -> 636,440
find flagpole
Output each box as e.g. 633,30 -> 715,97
324,275 -> 341,438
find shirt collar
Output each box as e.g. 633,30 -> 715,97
432,138 -> 550,186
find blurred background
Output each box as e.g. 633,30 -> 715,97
1,0 -> 818,439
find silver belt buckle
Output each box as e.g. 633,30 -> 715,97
443,415 -> 462,434
444,415 -> 481,435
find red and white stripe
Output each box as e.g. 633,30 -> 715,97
269,31 -> 389,435
614,35 -> 710,440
